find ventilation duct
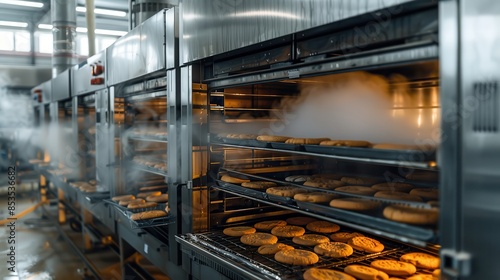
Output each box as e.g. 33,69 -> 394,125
129,0 -> 177,29
51,0 -> 77,77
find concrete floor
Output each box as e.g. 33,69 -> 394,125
0,191 -> 88,279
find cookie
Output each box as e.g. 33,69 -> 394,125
292,234 -> 330,246
348,236 -> 384,253
409,188 -> 439,200
341,177 -> 381,186
304,179 -> 345,189
407,274 -> 435,280
374,191 -> 423,202
344,264 -> 390,280
432,269 -> 440,278
329,198 -> 381,211
127,201 -> 158,210
320,140 -> 371,147
294,192 -> 338,203
383,205 -> 439,225
314,242 -> 354,258
256,135 -> 290,142
335,186 -> 377,196
285,175 -> 311,182
223,226 -> 256,237
225,134 -> 257,140
119,198 -> 145,206
306,221 -> 340,233
286,216 -> 317,226
130,210 -> 167,221
240,232 -> 278,246
266,186 -> 304,197
220,175 -> 250,184
139,185 -> 167,191
330,232 -> 364,243
371,182 -> 414,193
400,252 -> 440,269
370,260 -> 417,277
271,225 -> 305,237
137,191 -> 162,199
257,243 -> 294,255
241,181 -> 277,189
112,194 -> 135,202
285,138 -> 330,145
146,193 -> 169,203
275,249 -> 319,266
304,268 -> 355,280
254,220 -> 287,231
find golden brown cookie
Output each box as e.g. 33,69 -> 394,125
127,202 -> 158,210
275,249 -> 319,266
306,221 -> 341,233
341,177 -> 381,186
130,210 -> 167,221
220,174 -> 250,184
407,274 -> 435,280
240,232 -> 278,246
266,186 -> 304,197
146,193 -> 169,203
320,140 -> 371,147
383,205 -> 439,225
137,191 -> 162,199
330,232 -> 365,243
400,252 -> 440,269
314,242 -> 354,258
370,260 -> 417,277
254,220 -> 287,231
241,181 -> 277,189
294,192 -> 338,203
374,191 -> 423,202
223,226 -> 256,237
432,269 -> 440,279
344,264 -> 390,280
329,198 -> 381,211
286,216 -> 317,226
139,185 -> 167,192
285,138 -> 330,145
371,182 -> 414,193
112,194 -> 135,202
119,198 -> 145,206
409,188 -> 439,200
348,236 -> 384,253
292,234 -> 330,246
285,175 -> 311,182
225,134 -> 257,140
257,243 -> 294,255
271,225 -> 305,237
256,135 -> 290,142
304,268 -> 355,280
304,179 -> 345,189
335,186 -> 377,196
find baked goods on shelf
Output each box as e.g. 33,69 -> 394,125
374,191 -> 423,202
319,140 -> 371,147
370,260 -> 417,277
137,191 -> 162,198
400,252 -> 440,269
292,234 -> 330,246
220,174 -> 250,184
348,236 -> 384,253
285,175 -> 311,182
329,198 -> 381,211
271,225 -> 306,237
119,198 -> 145,206
256,135 -> 290,142
240,232 -> 278,246
127,201 -> 158,210
303,178 -> 345,189
286,216 -> 318,226
371,182 -> 414,193
341,177 -> 382,186
306,221 -> 340,233
344,264 -> 390,280
285,138 -> 330,145
294,192 -> 338,203
275,249 -> 319,266
254,220 -> 287,231
146,193 -> 169,203
241,181 -> 277,189
409,188 -> 439,200
330,232 -> 365,243
112,194 -> 135,202
130,210 -> 167,221
314,242 -> 354,258
266,186 -> 304,197
304,268 -> 355,280
335,185 -> 377,196
257,243 -> 294,255
223,226 -> 256,237
383,205 -> 439,225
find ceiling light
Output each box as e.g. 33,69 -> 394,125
76,27 -> 88,33
38,24 -> 52,29
0,20 -> 28,27
0,0 -> 43,8
76,6 -> 126,17
95,29 -> 126,36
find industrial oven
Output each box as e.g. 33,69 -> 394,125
172,1 -> 500,280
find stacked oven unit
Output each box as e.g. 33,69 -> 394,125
172,1 -> 500,280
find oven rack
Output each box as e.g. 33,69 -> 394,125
127,162 -> 168,177
105,199 -> 174,229
177,229 -> 410,280
212,139 -> 437,169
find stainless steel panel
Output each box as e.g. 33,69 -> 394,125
51,68 -> 71,101
458,0 -> 500,279
95,88 -> 112,193
107,8 -> 178,86
42,80 -> 52,104
165,7 -> 178,70
72,51 -> 107,95
180,0 -> 414,64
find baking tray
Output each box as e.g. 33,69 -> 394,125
295,200 -> 437,242
105,199 -> 174,229
271,142 -> 304,151
216,180 -> 268,200
303,145 -> 436,162
221,137 -> 271,148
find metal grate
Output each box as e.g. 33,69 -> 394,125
473,81 -> 499,132
186,229 -> 406,280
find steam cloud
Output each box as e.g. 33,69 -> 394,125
261,71 -> 440,145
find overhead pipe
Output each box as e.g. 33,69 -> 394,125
85,0 -> 96,56
51,0 -> 78,77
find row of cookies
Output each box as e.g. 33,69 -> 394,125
218,133 -> 372,147
111,187 -> 169,220
132,156 -> 168,172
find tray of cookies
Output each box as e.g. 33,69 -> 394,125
271,142 -> 305,151
105,196 -> 173,229
216,180 -> 269,200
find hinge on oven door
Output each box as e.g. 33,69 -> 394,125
288,69 -> 300,79
441,249 -> 471,277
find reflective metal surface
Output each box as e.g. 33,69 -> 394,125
42,80 -> 52,105
107,8 -> 178,86
180,0 -> 415,64
72,51 -> 107,96
51,68 -> 71,102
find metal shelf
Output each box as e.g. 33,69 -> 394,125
129,135 -> 168,143
128,162 -> 168,177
